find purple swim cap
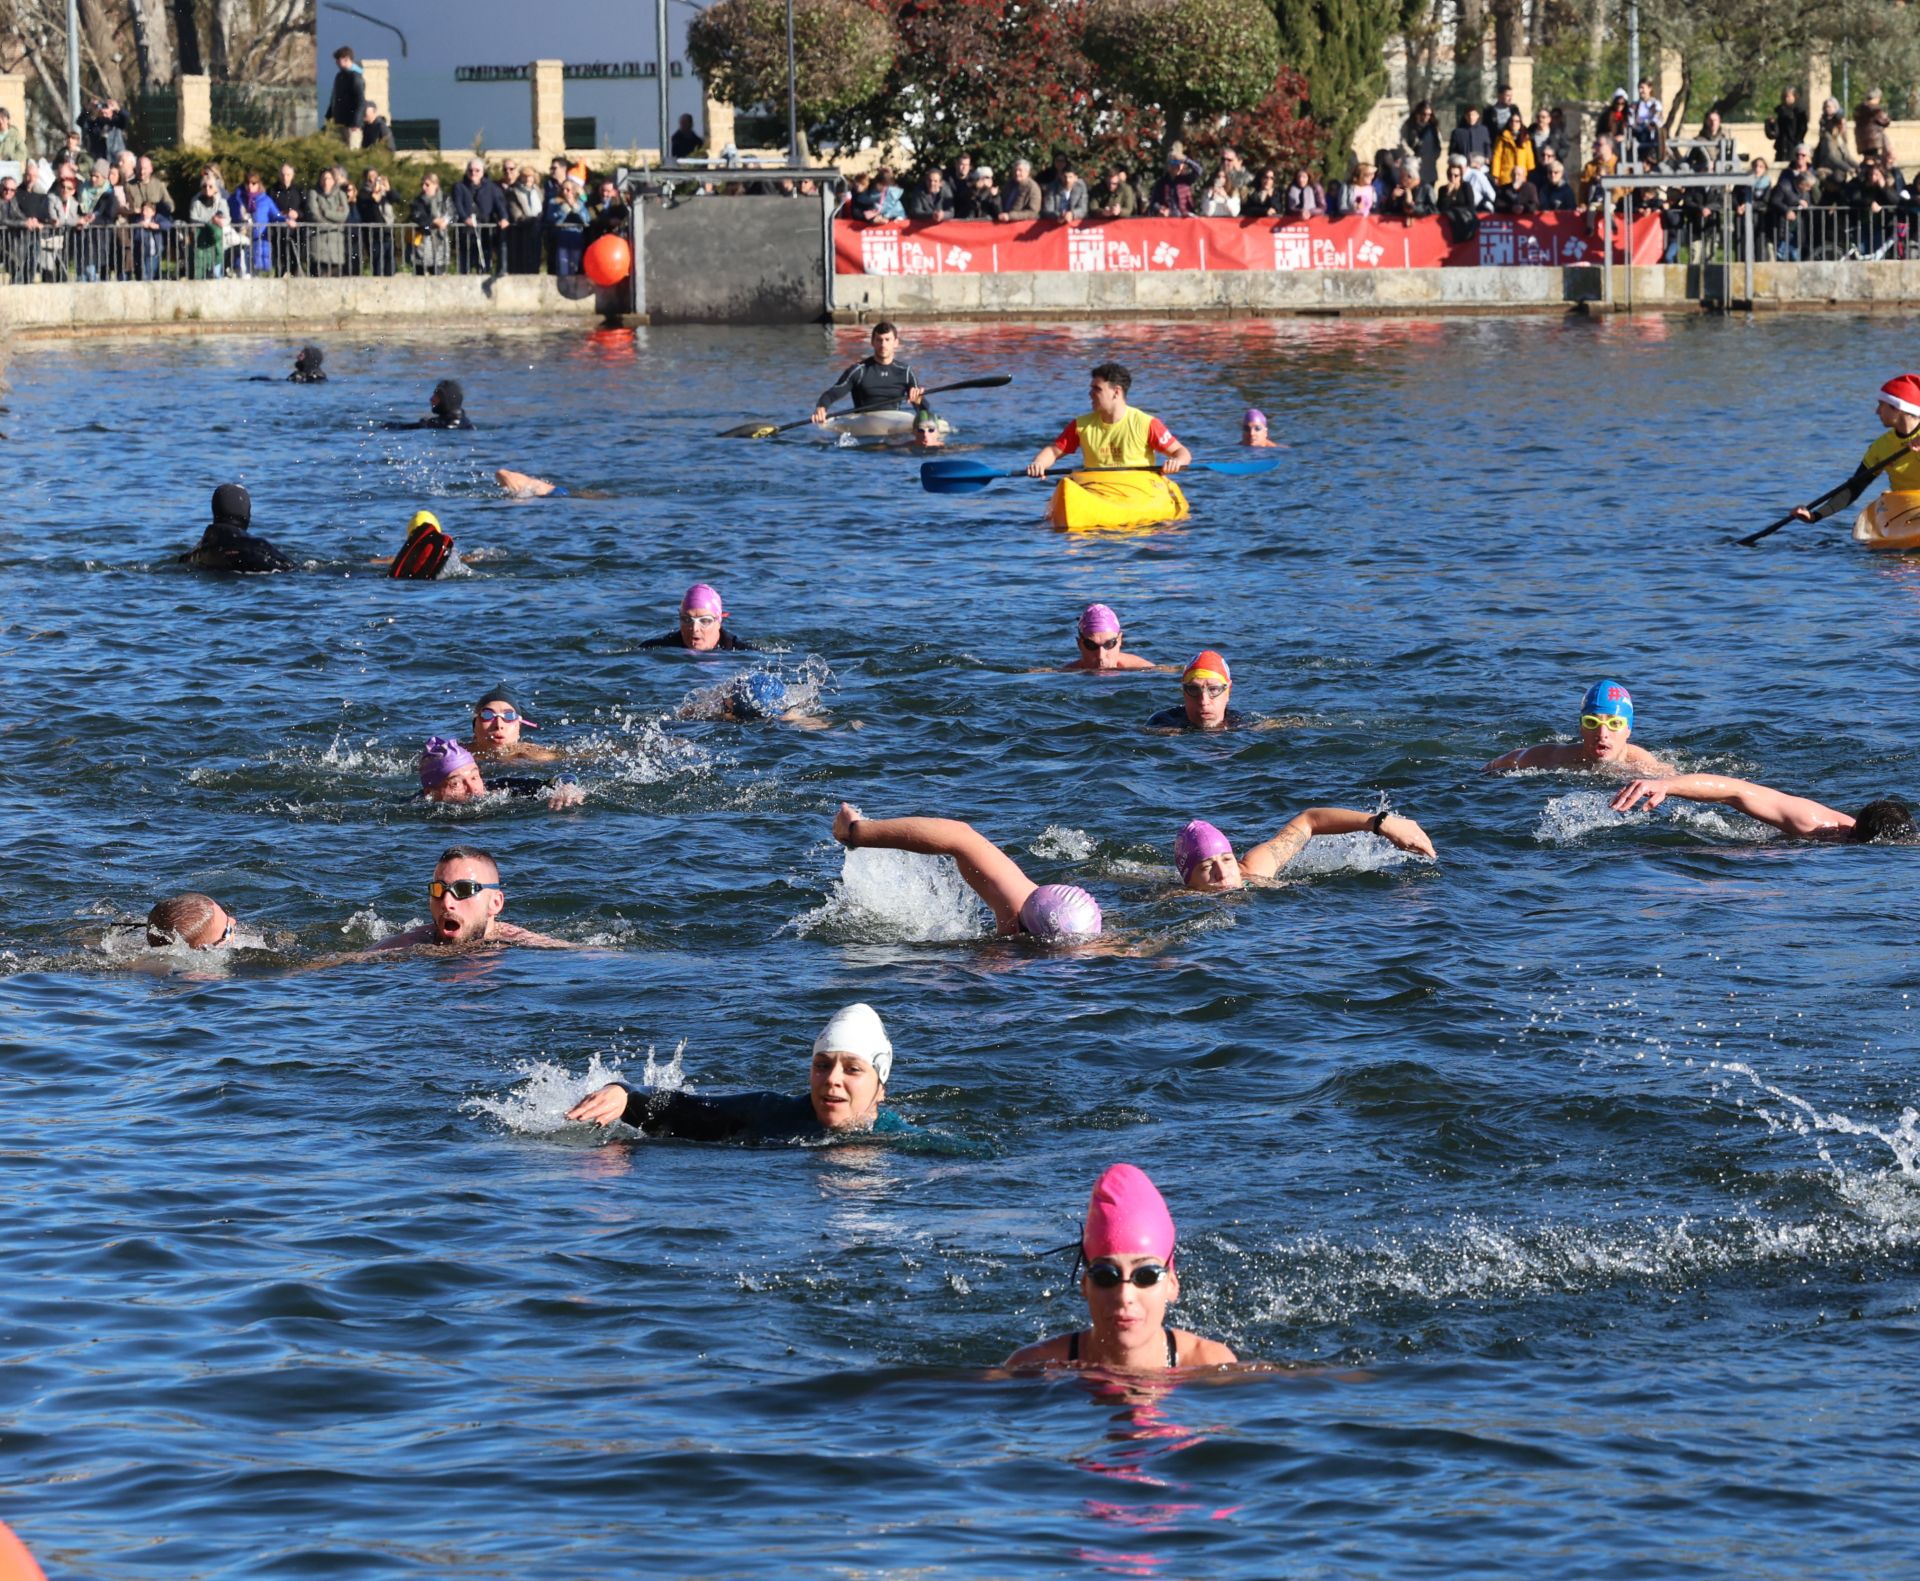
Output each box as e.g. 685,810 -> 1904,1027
682,582 -> 724,615
1174,819 -> 1234,881
1018,884 -> 1103,938
418,735 -> 476,791
1078,603 -> 1121,638
1243,408 -> 1267,427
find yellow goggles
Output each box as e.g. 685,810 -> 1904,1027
1580,713 -> 1629,732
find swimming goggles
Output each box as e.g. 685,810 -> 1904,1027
1079,634 -> 1121,650
1086,1260 -> 1170,1290
1580,713 -> 1629,732
1182,682 -> 1228,701
215,915 -> 236,947
475,708 -> 520,724
681,612 -> 720,628
429,878 -> 501,901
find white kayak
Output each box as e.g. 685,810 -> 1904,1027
824,409 -> 954,440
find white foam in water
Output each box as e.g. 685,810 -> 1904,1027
1031,825 -> 1093,861
339,907 -> 410,944
788,845 -> 986,942
465,1042 -> 691,1135
1281,829 -> 1433,877
678,655 -> 834,722
1539,790 -> 1768,845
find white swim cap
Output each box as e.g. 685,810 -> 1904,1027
813,1002 -> 892,1085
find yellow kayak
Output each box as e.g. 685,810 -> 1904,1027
1852,490 -> 1920,550
1046,470 -> 1190,532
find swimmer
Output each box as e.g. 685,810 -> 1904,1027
640,583 -> 756,652
181,483 -> 296,574
385,510 -> 461,580
1789,373 -> 1920,525
1027,361 -> 1190,477
1609,776 -> 1915,843
1173,807 -> 1435,891
811,321 -> 926,425
566,1002 -> 911,1140
1239,407 -> 1277,447
469,687 -> 559,763
145,892 -> 237,951
1061,604 -> 1158,672
371,844 -> 576,950
494,468 -> 568,498
1485,679 -> 1674,775
1004,1164 -> 1237,1370
908,404 -> 945,449
832,802 -> 1102,939
681,671 -> 830,729
289,344 -> 326,383
1146,650 -> 1247,731
416,736 -> 584,810
390,378 -> 474,431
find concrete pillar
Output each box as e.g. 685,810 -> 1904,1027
1500,55 -> 1534,118
179,74 -> 211,147
1806,52 -> 1833,118
0,73 -> 24,141
531,60 -> 564,153
360,58 -> 390,124
703,95 -> 735,155
1656,46 -> 1683,128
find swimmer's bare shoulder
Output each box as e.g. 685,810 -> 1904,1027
1486,742 -> 1578,773
1173,1328 -> 1238,1365
1621,743 -> 1674,774
1002,1334 -> 1076,1368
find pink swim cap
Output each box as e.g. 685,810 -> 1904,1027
1018,884 -> 1103,938
1173,819 -> 1234,881
1078,603 -> 1121,638
1082,1163 -> 1177,1263
682,583 -> 724,615
418,735 -> 476,791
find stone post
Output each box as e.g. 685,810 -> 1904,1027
1656,46 -> 1683,129
703,95 -> 736,155
179,73 -> 212,147
0,73 -> 24,142
1806,52 -> 1833,118
1500,55 -> 1534,118
531,60 -> 565,154
361,58 -> 390,126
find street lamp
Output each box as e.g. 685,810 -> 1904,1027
786,0 -> 797,165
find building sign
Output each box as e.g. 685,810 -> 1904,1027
455,63 -> 654,82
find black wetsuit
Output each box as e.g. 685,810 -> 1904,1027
1146,706 -> 1249,731
493,776 -> 555,798
617,1087 -> 909,1143
392,379 -> 474,429
639,629 -> 755,651
290,345 -> 326,383
817,357 -> 922,413
182,486 -> 294,573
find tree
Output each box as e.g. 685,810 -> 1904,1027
1082,0 -> 1280,154
1269,0 -> 1419,171
688,0 -> 898,156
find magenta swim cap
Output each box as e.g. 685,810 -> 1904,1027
418,735 -> 476,791
1174,819 -> 1234,881
1018,883 -> 1103,938
1083,1163 -> 1177,1263
1078,603 -> 1121,638
682,583 -> 724,615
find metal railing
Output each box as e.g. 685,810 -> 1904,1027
1640,205 -> 1915,264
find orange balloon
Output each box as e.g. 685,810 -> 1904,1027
583,235 -> 632,287
0,1520 -> 46,1581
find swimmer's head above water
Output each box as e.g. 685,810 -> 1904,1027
1018,883 -> 1103,938
211,482 -> 251,528
1579,678 -> 1635,764
678,583 -> 728,651
910,405 -> 945,449
430,379 -> 464,421
725,671 -> 788,721
145,891 -> 236,950
428,844 -> 503,943
1174,818 -> 1241,890
1180,649 -> 1232,729
472,687 -> 537,752
810,1002 -> 892,1130
418,735 -> 486,801
1075,604 -> 1130,669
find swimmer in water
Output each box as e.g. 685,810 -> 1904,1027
390,378 -> 473,430
1609,776 -> 1916,842
640,583 -> 756,652
289,344 -> 326,383
1240,407 -> 1277,447
832,802 -> 1103,939
469,687 -> 559,763
416,736 -> 584,810
1145,650 -> 1248,731
372,844 -> 576,950
1060,603 -> 1159,672
680,671 -> 831,729
494,468 -> 568,498
1004,1164 -> 1237,1370
181,483 -> 296,574
565,1002 -> 910,1140
383,510 -> 462,580
1172,807 -> 1435,891
908,404 -> 945,449
1485,679 -> 1674,775
145,892 -> 238,951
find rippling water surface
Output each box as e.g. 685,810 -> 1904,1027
4,314 -> 1919,1578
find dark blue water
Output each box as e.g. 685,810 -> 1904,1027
3,315 -> 1918,1578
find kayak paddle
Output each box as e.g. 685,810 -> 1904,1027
1737,442 -> 1918,546
718,375 -> 1014,439
920,456 -> 1282,495
1735,510 -> 1802,548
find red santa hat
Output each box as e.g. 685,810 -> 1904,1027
1880,375 -> 1920,417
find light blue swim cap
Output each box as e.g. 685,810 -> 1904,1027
1580,679 -> 1633,725
730,673 -> 788,720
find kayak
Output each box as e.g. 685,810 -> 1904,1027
1046,470 -> 1190,532
825,409 -> 953,440
1852,489 -> 1920,550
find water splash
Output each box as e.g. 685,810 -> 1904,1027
1032,825 -> 1094,861
1537,790 -> 1763,846
1281,830 -> 1433,877
786,845 -> 986,942
466,1042 -> 692,1136
339,907 -> 411,945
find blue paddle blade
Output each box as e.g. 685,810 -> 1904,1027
921,458 -> 1015,494
1197,456 -> 1283,477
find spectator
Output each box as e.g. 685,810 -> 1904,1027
231,168 -> 289,276
187,166 -> 229,279
354,166 -> 395,275
1533,158 -> 1575,211
1765,87 -> 1808,165
1448,104 -> 1492,168
1215,144 -> 1251,199
1492,115 -> 1534,187
1854,162 -> 1896,254
1241,167 -> 1282,218
268,161 -> 305,274
361,103 -> 394,152
1401,99 -> 1442,186
505,163 -> 543,272
1198,169 -> 1239,217
669,112 -> 703,162
956,165 -> 997,220
1089,166 -> 1137,220
51,126 -> 85,169
1815,99 -> 1859,183
945,151 -> 973,195
80,96 -> 129,165
41,168 -> 80,281
906,165 -> 952,221
77,156 -> 119,281
307,166 -> 349,276
411,170 -> 452,275
0,107 -> 23,165
1383,165 -> 1433,219
544,174 -> 589,275
1769,165 -> 1815,260
1464,153 -> 1498,210
1596,87 -> 1630,145
1526,109 -> 1563,173
327,45 -> 366,148
1043,161 -> 1088,224
1350,161 -> 1379,215
1577,135 -> 1617,211
1435,158 -> 1479,241
1689,109 -> 1728,172
587,175 -> 630,241
872,166 -> 906,222
1148,153 -> 1196,217
1855,90 -> 1893,165
1497,162 -> 1540,214
123,153 -> 171,280
998,158 -> 1042,223
452,157 -> 505,273
1485,82 -> 1522,136
1631,78 -> 1663,160
1283,167 -> 1325,217
844,170 -> 881,219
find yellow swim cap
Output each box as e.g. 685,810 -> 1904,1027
406,510 -> 441,538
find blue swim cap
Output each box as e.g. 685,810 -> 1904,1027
1581,679 -> 1633,725
730,673 -> 788,720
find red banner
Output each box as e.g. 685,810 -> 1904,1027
834,213 -> 1663,275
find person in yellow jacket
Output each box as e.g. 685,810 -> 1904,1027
1790,372 -> 1920,524
1491,120 -> 1535,187
1026,362 -> 1191,476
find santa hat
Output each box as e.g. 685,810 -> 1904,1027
1881,375 -> 1920,417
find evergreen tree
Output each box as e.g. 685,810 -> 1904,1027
1270,0 -> 1418,170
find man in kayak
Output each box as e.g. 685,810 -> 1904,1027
416,736 -> 584,810
1789,373 -> 1920,525
640,583 -> 755,651
831,801 -> 1103,939
1060,603 -> 1160,672
1485,680 -> 1673,775
565,1002 -> 910,1140
1609,776 -> 1914,842
469,686 -> 559,764
811,321 -> 925,425
1146,650 -> 1247,731
1026,361 -> 1190,477
1171,805 -> 1436,890
372,845 -> 576,950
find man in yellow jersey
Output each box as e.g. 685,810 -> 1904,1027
1026,362 -> 1192,477
1790,373 -> 1920,524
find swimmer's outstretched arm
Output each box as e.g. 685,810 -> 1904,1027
1485,744 -> 1547,773
1610,775 -> 1851,836
833,802 -> 1034,931
1241,807 -> 1436,879
568,1083 -> 630,1124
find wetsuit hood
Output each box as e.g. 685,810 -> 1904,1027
211,482 -> 251,528
295,344 -> 324,373
431,379 -> 464,418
